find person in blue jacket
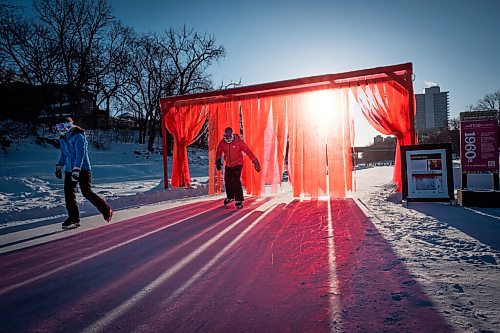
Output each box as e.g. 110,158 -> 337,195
54,117 -> 112,229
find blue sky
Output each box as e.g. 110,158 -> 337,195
14,0 -> 500,144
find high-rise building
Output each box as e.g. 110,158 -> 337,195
415,86 -> 449,131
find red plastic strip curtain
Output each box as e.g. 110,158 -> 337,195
251,95 -> 288,195
207,100 -> 241,195
262,99 -> 276,191
327,88 -> 352,197
286,93 -> 306,197
286,89 -> 352,198
241,97 -> 270,195
351,82 -> 412,190
240,98 -> 257,194
207,102 -> 220,195
303,91 -> 328,198
223,100 -> 241,136
204,88 -> 354,198
343,89 -> 354,192
165,103 -> 208,187
286,92 -> 318,198
270,95 -> 288,193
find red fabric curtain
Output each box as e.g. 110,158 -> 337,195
351,82 -> 414,190
245,95 -> 288,195
303,92 -> 328,198
207,103 -> 220,195
165,104 -> 208,187
285,89 -> 352,198
207,100 -> 241,195
286,94 -> 302,197
326,88 -> 352,197
270,95 -> 288,193
342,88 -> 354,192
241,97 -> 270,195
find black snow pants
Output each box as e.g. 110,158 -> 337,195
64,171 -> 110,222
224,164 -> 244,202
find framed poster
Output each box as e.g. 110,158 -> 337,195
401,143 -> 454,202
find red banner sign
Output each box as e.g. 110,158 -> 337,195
460,119 -> 499,172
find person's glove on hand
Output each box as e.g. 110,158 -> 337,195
216,159 -> 222,171
55,165 -> 63,179
71,167 -> 80,182
253,160 -> 261,173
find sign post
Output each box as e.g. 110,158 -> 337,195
458,111 -> 500,207
460,111 -> 499,190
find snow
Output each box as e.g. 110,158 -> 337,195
350,166 -> 500,332
0,140 -> 210,226
1,138 -> 499,332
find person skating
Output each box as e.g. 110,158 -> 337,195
54,118 -> 113,229
216,127 -> 261,209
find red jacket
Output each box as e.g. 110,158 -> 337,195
216,134 -> 257,167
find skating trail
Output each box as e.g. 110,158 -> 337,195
0,197 -> 452,332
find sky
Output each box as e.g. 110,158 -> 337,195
13,0 -> 500,145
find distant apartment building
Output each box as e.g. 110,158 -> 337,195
415,86 -> 449,131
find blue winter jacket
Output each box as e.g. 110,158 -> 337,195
56,127 -> 91,172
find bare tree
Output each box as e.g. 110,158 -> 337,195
0,3 -> 62,124
120,26 -> 225,151
118,32 -> 171,145
34,0 -> 114,117
1,0 -> 119,125
468,90 -> 500,112
161,25 -> 225,96
475,91 -> 500,112
2,2 -> 227,151
418,126 -> 460,155
449,117 -> 460,131
155,26 -> 225,152
465,104 -> 475,112
0,2 -> 18,84
0,3 -> 60,86
91,21 -> 133,127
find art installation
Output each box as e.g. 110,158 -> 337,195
160,62 -> 417,198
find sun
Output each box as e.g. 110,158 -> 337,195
307,89 -> 336,136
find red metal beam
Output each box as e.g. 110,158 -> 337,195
405,64 -> 416,144
160,62 -> 413,107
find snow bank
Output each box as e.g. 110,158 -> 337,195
0,140 -> 209,226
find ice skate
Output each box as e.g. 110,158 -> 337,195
62,219 -> 80,230
224,198 -> 234,208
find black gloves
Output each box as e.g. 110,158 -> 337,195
253,160 -> 261,173
216,159 -> 260,172
55,165 -> 63,179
